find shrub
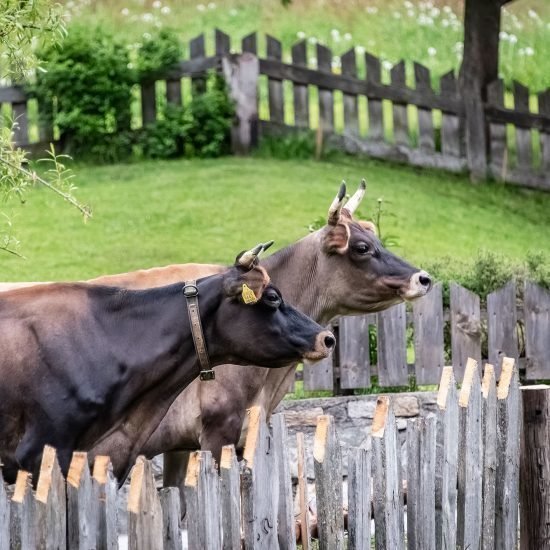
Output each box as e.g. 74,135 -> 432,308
34,24 -> 134,162
139,104 -> 186,159
136,28 -> 182,81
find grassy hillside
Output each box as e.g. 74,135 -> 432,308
2,155 -> 548,281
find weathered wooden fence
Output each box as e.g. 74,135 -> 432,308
299,279 -> 550,392
2,358 -> 546,548
1,30 -> 549,189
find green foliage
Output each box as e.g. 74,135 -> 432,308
34,24 -> 134,162
139,104 -> 185,159
256,133 -> 316,160
136,28 -> 182,81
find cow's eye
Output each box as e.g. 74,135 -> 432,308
264,289 -> 281,308
353,242 -> 370,255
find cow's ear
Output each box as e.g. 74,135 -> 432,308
358,220 -> 377,235
322,221 -> 351,254
224,265 -> 271,304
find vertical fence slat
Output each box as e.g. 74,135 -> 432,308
166,79 -> 182,107
513,81 -> 532,171
214,28 -> 230,55
296,432 -> 311,550
159,488 -> 182,550
435,367 -> 459,549
339,315 -> 371,389
184,451 -> 222,549
242,32 -> 257,54
242,406 -> 278,549
303,325 -> 334,391
12,101 -> 29,144
67,451 -> 97,550
313,415 -> 344,550
524,280 -> 550,380
450,282 -> 481,381
92,456 -> 118,550
457,358 -> 482,550
128,456 -> 163,550
272,414 -> 296,550
519,384 -> 550,550
342,48 -> 359,136
317,44 -> 334,133
487,280 -> 518,377
377,303 -> 408,386
495,357 -> 521,550
347,445 -> 372,550
10,471 -> 35,550
414,63 -> 434,153
390,61 -> 409,147
220,446 -> 241,550
406,419 -> 420,550
291,40 -> 309,128
372,396 -> 405,550
538,89 -> 550,171
140,81 -> 156,126
35,445 -> 66,550
0,468 -> 8,550
487,79 -> 507,180
189,34 -> 206,94
412,282 -> 444,385
481,364 -> 497,550
440,71 -> 461,157
366,53 -> 384,141
266,35 -> 285,124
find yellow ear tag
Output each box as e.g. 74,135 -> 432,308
241,283 -> 258,304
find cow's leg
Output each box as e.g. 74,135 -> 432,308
163,451 -> 191,518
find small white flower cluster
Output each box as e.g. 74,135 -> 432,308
196,2 -> 216,11
518,47 -> 535,57
499,31 -> 518,44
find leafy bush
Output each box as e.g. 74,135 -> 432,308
136,29 -> 181,81
256,132 -> 316,160
139,104 -> 185,159
34,24 -> 134,162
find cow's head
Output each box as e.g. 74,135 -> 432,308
313,180 -> 432,317
210,243 -> 335,368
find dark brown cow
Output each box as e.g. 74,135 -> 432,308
0,248 -> 334,483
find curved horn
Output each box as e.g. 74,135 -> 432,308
327,182 -> 347,225
237,243 -> 263,269
343,178 -> 367,216
261,240 -> 275,254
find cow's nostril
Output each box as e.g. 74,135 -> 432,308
324,335 -> 336,349
419,275 -> 431,288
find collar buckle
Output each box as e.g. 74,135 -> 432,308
183,283 -> 199,298
199,369 -> 216,381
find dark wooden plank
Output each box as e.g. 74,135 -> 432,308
341,49 -> 359,136
313,415 -> 344,549
414,63 -> 435,153
266,35 -> 285,124
450,282 -> 481,381
484,105 -> 550,133
271,414 -> 296,550
390,61 -> 409,147
220,446 -> 241,550
513,81 -> 533,170
214,28 -> 230,56
291,40 -> 309,128
487,280 -> 518,378
10,470 -> 35,550
347,446 -> 372,549
372,397 -> 405,550
189,34 -> 206,94
34,445 -> 66,550
297,433 -> 311,549
339,315 -> 371,389
92,456 -> 118,550
317,43 -> 334,133
12,101 -> 29,145
412,282 -> 444,385
165,79 -> 182,107
141,81 -> 157,126
0,85 -> 27,103
0,467 -> 8,550
377,303 -> 408,386
366,53 -> 384,141
435,367 -> 459,549
495,358 -> 521,550
487,79 -> 507,180
160,488 -> 182,550
242,32 -> 257,54
440,71 -> 461,157
524,281 -> 550,380
538,89 -> 550,171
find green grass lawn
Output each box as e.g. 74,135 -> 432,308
2,155 -> 549,282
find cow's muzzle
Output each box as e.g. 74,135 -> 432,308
303,330 -> 336,361
400,270 -> 432,300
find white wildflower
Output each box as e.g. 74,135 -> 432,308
142,32 -> 152,40
509,34 -> 518,44
160,6 -> 170,14
382,60 -> 392,71
344,32 -> 352,41
499,31 -> 509,41
197,3 -> 205,11
430,7 -> 440,17
208,2 -> 216,9
127,62 -> 134,69
528,9 -> 538,19
331,56 -> 341,69
427,46 -> 437,56
407,9 -> 415,17
453,41 -> 463,54
418,14 -> 434,26
308,36 -> 318,44
524,46 -> 535,56
331,28 -> 340,38
442,19 -> 449,27
393,11 -> 402,19
443,6 -> 452,14
297,31 -> 306,39
403,0 -> 413,8
366,6 -> 378,14
152,0 -> 161,8
356,45 -> 366,54
229,8 -> 238,16
121,7 -> 130,15
142,12 -> 154,22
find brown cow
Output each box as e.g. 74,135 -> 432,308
0,247 -> 334,484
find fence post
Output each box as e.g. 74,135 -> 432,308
372,396 -> 405,550
0,467 -> 8,550
34,445 -> 67,550
127,456 -> 163,550
10,470 -> 35,550
159,487 -> 182,550
222,53 -> 259,154
296,432 -> 311,550
347,445 -> 372,550
219,446 -> 241,550
313,415 -> 344,550
519,384 -> 550,549
92,455 -> 118,550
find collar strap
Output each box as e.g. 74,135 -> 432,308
183,280 -> 215,381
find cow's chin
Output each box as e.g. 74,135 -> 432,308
302,350 -> 330,362
399,286 -> 429,301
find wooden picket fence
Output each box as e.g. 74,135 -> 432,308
299,279 -> 550,393
1,30 -> 549,189
2,357 -> 543,549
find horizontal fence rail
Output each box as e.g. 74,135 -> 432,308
1,358 -> 544,549
1,30 -> 549,189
